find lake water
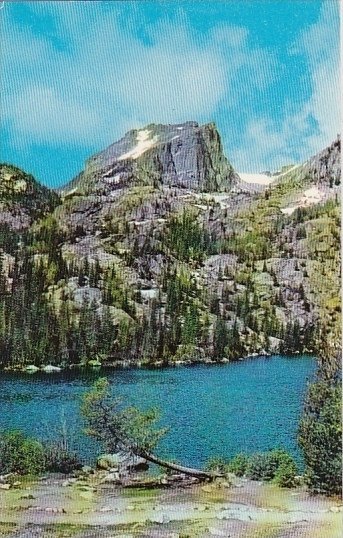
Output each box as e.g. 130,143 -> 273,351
0,355 -> 315,468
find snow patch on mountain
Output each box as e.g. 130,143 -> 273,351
281,186 -> 325,215
117,129 -> 158,161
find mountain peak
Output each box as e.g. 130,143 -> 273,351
64,121 -> 239,195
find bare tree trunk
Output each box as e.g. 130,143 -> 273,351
138,450 -> 221,481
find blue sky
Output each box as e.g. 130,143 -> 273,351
1,0 -> 340,188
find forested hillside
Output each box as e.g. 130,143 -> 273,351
0,124 -> 340,369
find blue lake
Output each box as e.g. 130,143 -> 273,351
0,355 -> 315,467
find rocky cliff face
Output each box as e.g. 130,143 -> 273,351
305,136 -> 341,186
275,136 -> 341,187
63,121 -> 239,195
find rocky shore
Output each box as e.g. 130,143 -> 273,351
1,467 -> 341,538
2,350 -> 278,374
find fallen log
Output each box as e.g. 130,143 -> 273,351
138,450 -> 222,481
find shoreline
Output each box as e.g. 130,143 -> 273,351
0,351 -> 316,375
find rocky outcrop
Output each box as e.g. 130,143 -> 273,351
62,121 -> 240,195
97,453 -> 149,473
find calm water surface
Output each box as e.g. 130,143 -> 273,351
0,355 -> 315,467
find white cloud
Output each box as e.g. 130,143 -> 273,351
2,2 -> 275,152
233,0 -> 340,172
3,0 -> 338,176
231,119 -> 293,173
115,42 -> 227,124
12,86 -> 100,144
289,0 -> 340,154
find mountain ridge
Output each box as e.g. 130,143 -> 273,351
0,124 -> 340,368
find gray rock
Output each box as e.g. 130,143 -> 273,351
81,465 -> 94,474
97,453 -> 122,470
140,288 -> 159,302
148,513 -> 171,524
101,471 -> 121,484
73,286 -> 102,308
24,365 -> 39,373
97,453 -> 149,473
0,473 -> 16,483
41,364 -> 62,373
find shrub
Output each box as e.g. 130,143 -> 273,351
227,453 -> 249,476
273,459 -> 298,488
44,443 -> 82,474
246,449 -> 297,482
226,448 -> 298,486
0,430 -> 82,476
246,452 -> 277,481
0,431 -> 45,475
205,456 -> 228,474
173,343 -> 198,363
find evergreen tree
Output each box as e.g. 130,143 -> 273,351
226,320 -> 243,360
181,302 -> 200,346
0,251 -> 6,296
213,316 -> 228,358
299,379 -> 341,495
